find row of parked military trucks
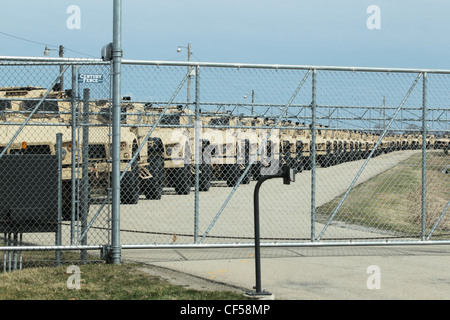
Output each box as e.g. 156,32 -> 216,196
1,86 -> 449,211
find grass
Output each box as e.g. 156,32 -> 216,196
316,151 -> 450,238
0,262 -> 247,300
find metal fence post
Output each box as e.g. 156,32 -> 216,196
310,69 -> 317,241
70,65 -> 78,245
56,133 -> 62,266
421,72 -> 428,241
111,0 -> 122,264
194,66 -> 200,243
80,88 -> 90,262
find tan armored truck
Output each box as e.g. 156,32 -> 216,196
425,134 -> 435,150
257,117 -> 281,176
141,104 -> 212,194
354,131 -> 365,160
315,127 -> 335,167
289,122 -> 308,172
408,134 -> 420,150
294,125 -> 313,170
380,135 -> 393,154
330,129 -> 345,165
336,130 -> 352,163
237,116 -> 271,180
360,132 -> 373,159
434,134 -> 449,155
0,87 -> 85,220
92,100 -> 166,201
279,120 -> 299,171
234,115 -> 260,184
201,111 -> 242,187
0,86 -> 67,121
3,86 -> 163,204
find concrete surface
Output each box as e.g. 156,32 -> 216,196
124,244 -> 450,300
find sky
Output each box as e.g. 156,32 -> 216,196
1,0 -> 450,69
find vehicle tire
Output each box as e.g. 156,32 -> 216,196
61,179 -> 91,222
143,155 -> 164,200
175,165 -> 191,195
121,163 -> 139,204
199,164 -> 212,191
241,139 -> 251,184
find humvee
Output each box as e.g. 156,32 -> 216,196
258,117 -> 281,176
425,134 -> 435,150
142,104 -> 212,194
294,125 -> 312,170
201,111 -> 241,187
0,86 -> 84,219
316,127 -> 334,167
279,120 -> 299,170
234,115 -> 259,184
2,86 -> 161,204
434,134 -> 449,155
92,100 -> 165,201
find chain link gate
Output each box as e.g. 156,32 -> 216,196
0,58 -> 114,270
118,61 -> 449,254
1,56 -> 449,270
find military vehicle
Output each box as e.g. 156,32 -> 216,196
234,115 -> 259,184
409,134 -> 416,150
142,104 -> 212,194
279,120 -> 299,170
5,85 -> 439,200
258,117 -> 281,175
289,122 -> 308,172
239,116 -> 268,180
316,127 -> 334,167
201,111 -> 242,187
0,86 -> 84,218
434,134 -> 449,155
93,100 -> 165,201
425,134 -> 436,150
1,86 -> 161,205
295,125 -> 312,170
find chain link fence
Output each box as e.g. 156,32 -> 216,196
1,57 -> 449,270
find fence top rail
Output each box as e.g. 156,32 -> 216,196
1,55 -> 450,74
0,56 -> 109,65
122,59 -> 450,74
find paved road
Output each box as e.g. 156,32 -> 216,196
118,150 -> 450,300
125,244 -> 450,300
116,150 -> 422,245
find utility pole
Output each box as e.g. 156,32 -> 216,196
177,43 -> 192,105
44,45 -> 65,90
251,90 -> 255,116
187,43 -> 191,104
59,45 -> 64,90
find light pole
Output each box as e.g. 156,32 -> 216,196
44,45 -> 65,90
244,90 -> 255,116
177,43 -> 192,105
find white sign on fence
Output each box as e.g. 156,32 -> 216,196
78,74 -> 104,83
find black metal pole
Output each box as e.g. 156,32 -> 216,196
249,173 -> 282,296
